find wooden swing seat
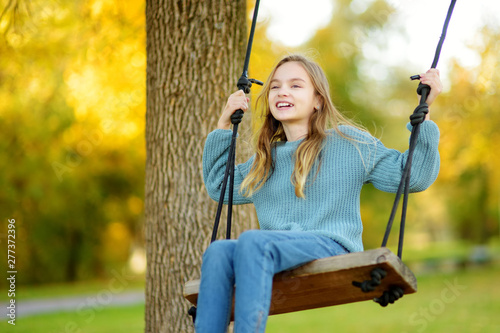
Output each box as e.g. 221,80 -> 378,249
183,247 -> 417,316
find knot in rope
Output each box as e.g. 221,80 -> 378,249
416,82 -> 431,96
230,111 -> 244,125
374,286 -> 404,307
410,103 -> 429,126
352,267 -> 387,292
188,306 -> 197,323
231,77 -> 263,126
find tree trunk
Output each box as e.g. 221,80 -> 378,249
145,1 -> 257,332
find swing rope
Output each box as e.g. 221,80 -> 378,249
353,0 -> 457,307
380,0 -> 457,260
188,1 -> 262,322
210,0 -> 263,244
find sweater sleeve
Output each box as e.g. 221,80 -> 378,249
364,120 -> 440,193
202,129 -> 254,205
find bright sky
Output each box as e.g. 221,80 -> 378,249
260,0 -> 500,75
259,0 -> 334,47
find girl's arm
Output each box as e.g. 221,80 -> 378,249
365,121 -> 440,193
202,129 -> 254,205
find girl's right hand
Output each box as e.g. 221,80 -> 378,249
217,90 -> 250,130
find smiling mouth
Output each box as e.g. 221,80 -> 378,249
276,102 -> 294,109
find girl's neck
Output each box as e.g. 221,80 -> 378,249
282,123 -> 309,142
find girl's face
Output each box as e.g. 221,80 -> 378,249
268,61 -> 320,130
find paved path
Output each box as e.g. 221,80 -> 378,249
2,291 -> 144,318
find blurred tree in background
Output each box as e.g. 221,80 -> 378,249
0,0 -> 146,286
435,26 -> 500,245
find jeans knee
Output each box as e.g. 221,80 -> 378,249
238,229 -> 262,245
202,240 -> 236,265
236,230 -> 270,257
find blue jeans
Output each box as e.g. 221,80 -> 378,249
194,230 -> 348,333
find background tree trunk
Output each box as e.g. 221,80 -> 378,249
145,0 -> 257,331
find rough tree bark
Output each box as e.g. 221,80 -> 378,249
145,1 -> 257,332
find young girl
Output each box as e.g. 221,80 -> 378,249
195,54 -> 442,332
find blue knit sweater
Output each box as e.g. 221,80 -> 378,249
203,121 -> 440,253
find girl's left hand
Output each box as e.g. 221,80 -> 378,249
419,68 -> 443,107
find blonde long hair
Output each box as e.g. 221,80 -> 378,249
240,54 -> 360,198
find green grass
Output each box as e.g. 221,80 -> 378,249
2,265 -> 499,333
266,265 -> 500,333
2,304 -> 145,333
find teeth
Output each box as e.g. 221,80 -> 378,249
277,102 -> 293,108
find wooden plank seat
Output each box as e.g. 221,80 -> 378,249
183,247 -> 417,317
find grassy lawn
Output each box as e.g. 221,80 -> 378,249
2,304 -> 145,333
2,263 -> 499,332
